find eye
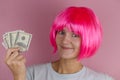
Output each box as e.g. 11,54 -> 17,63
72,33 -> 79,38
57,30 -> 65,35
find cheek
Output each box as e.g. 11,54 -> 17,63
56,34 -> 63,42
74,41 -> 81,50
55,36 -> 61,45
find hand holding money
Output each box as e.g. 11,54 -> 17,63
3,30 -> 32,80
5,48 -> 26,80
2,30 -> 32,52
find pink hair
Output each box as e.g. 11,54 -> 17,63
49,6 -> 102,60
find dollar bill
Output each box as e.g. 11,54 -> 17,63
9,30 -> 24,47
2,42 -> 8,49
14,31 -> 32,52
3,33 -> 11,48
2,30 -> 32,52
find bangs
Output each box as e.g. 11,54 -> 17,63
55,23 -> 83,36
54,6 -> 95,36
54,16 -> 85,36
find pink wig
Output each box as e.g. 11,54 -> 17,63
49,6 -> 102,60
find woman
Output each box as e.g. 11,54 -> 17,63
5,6 -> 114,80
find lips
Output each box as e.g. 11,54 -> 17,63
61,46 -> 73,49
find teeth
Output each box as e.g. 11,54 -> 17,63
60,45 -> 72,49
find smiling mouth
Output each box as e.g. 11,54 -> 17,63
61,46 -> 73,49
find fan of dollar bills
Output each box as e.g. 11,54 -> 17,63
2,30 -> 32,52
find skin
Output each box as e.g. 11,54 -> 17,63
5,27 -> 83,80
5,48 -> 26,80
52,27 -> 83,74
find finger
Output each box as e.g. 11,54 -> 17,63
19,57 -> 26,63
5,48 -> 20,60
6,54 -> 24,66
8,51 -> 20,61
16,55 -> 26,63
16,55 -> 24,60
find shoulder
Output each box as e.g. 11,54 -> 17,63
26,62 -> 51,80
84,67 -> 114,80
27,62 -> 50,72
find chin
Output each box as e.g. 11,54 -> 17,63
60,55 -> 77,60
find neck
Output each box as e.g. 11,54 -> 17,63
52,58 -> 83,74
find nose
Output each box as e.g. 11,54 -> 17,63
62,34 -> 71,44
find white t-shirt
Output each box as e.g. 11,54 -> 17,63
26,63 -> 114,80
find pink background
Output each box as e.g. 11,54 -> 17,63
0,0 -> 120,80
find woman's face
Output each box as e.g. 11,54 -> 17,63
55,27 -> 81,60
